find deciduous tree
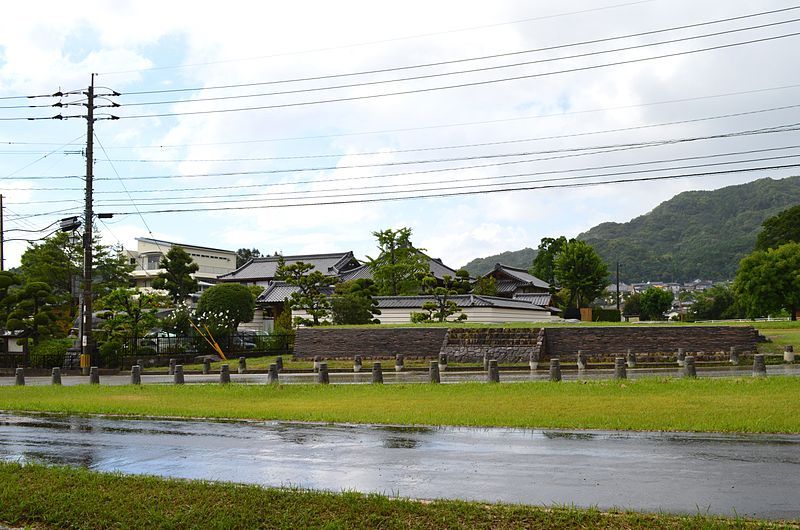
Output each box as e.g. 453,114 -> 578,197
195,283 -> 256,332
755,205 -> 800,251
331,279 -> 381,325
734,243 -> 800,320
554,240 -> 609,309
638,287 -> 674,321
97,288 -> 169,345
530,236 -> 570,289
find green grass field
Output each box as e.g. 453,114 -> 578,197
1,377 -> 798,433
0,462 -> 783,529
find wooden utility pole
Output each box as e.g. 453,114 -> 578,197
81,74 -> 95,369
0,194 -> 4,272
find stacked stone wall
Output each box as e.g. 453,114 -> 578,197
440,328 -> 542,363
293,328 -> 447,359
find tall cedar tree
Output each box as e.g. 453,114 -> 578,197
554,240 -> 609,309
275,258 -> 338,326
152,246 -> 199,303
367,228 -> 429,296
755,205 -> 800,251
734,242 -> 800,320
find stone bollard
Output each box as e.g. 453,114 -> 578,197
89,366 -> 100,385
576,350 -> 587,371
51,367 -> 62,385
220,364 -> 231,384
316,362 -> 330,384
429,361 -> 441,383
684,356 -> 697,378
14,367 -> 24,386
549,358 -> 562,382
487,359 -> 500,383
267,363 -> 279,384
529,352 -> 537,371
238,356 -> 247,374
752,354 -> 767,377
729,346 -> 740,365
203,358 -> 211,375
784,345 -> 795,364
275,356 -> 284,372
131,365 -> 142,385
614,357 -> 627,380
169,358 -> 176,375
174,365 -> 185,385
313,356 -> 321,373
438,353 -> 448,373
627,348 -> 636,369
676,348 -> 685,367
395,354 -> 404,372
483,354 -> 490,372
372,362 -> 383,384
353,355 -> 362,373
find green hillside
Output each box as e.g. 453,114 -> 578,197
579,176 -> 800,282
461,247 -> 538,276
459,176 -> 800,282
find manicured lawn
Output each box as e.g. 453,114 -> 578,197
0,462 -> 782,529
1,377 -> 798,433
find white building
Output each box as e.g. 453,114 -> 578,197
127,237 -> 236,289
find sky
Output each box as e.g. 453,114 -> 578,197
1,0 -> 799,270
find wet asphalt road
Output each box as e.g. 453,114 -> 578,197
2,363 -> 800,386
0,412 -> 798,520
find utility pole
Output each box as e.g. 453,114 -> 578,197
81,74 -> 95,371
616,261 -> 621,313
0,194 -> 4,272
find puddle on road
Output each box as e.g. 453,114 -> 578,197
1,411 -> 799,520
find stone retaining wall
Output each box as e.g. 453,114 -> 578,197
543,326 -> 758,359
440,328 -> 543,363
293,326 -> 759,362
293,328 -> 447,359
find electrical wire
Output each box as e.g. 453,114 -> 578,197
117,30 -> 800,119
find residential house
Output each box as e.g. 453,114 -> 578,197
373,294 -> 558,324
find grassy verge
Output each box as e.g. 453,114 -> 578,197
1,377 -> 798,433
0,462 -> 782,529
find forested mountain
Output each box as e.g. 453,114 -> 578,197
580,176 -> 800,282
461,247 -> 538,276
460,177 -> 800,282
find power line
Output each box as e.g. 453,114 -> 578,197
117,30 -> 800,119
0,134 -> 85,181
99,164 -> 800,215
119,14 -> 800,105
98,102 -> 800,163
98,0 -> 658,76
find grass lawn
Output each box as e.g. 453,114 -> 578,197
0,462 -> 784,529
1,377 -> 798,433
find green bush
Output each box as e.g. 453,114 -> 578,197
592,308 -> 621,322
28,338 -> 72,368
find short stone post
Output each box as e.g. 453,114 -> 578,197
353,355 -> 362,373
614,357 -> 627,380
676,348 -> 685,367
174,365 -> 185,385
267,363 -> 279,384
429,361 -> 441,384
729,346 -> 740,365
529,352 -> 537,371
576,350 -> 587,371
549,358 -> 562,382
438,353 -> 447,373
275,356 -> 284,372
51,367 -> 62,385
752,354 -> 767,377
372,362 -> 383,384
683,356 -> 697,378
169,358 -> 176,375
313,355 -> 321,373
395,354 -> 404,372
202,358 -> 211,375
131,365 -> 141,385
784,345 -> 795,363
220,364 -> 231,384
238,356 -> 247,374
487,359 -> 499,383
14,367 -> 24,386
483,354 -> 489,371
626,348 -> 636,369
316,362 -> 329,384
89,366 -> 100,385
